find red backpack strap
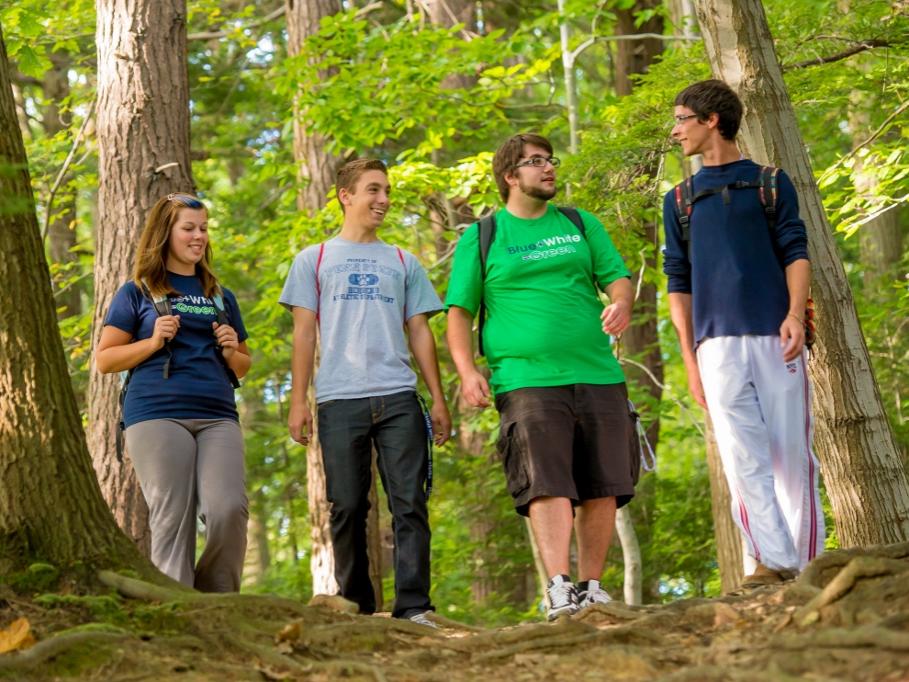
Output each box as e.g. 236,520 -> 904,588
673,176 -> 694,244
396,246 -> 407,321
315,242 -> 325,319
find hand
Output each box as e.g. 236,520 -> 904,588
685,360 -> 707,410
288,401 -> 313,446
460,369 -> 491,408
601,300 -> 631,337
779,314 -> 805,363
151,314 -> 180,349
213,322 -> 239,358
430,401 -> 452,446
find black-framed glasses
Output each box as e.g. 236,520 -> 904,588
515,156 -> 561,169
672,114 -> 699,126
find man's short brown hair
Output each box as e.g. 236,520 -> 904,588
492,133 -> 554,202
336,158 -> 388,209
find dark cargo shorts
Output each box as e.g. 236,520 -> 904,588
494,383 -> 636,516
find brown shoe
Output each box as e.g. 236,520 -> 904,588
740,563 -> 789,589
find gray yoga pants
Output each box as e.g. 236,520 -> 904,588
125,418 -> 248,592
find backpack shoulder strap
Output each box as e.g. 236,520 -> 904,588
556,206 -> 586,237
476,214 -> 497,357
673,177 -> 695,244
757,165 -> 780,230
211,285 -> 231,327
478,213 -> 497,280
139,279 -> 173,379
396,246 -> 408,321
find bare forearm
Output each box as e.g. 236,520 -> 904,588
668,292 -> 697,362
408,322 -> 446,403
606,276 -> 634,309
784,258 -> 811,319
446,306 -> 478,378
95,338 -> 161,374
290,325 -> 316,405
226,345 -> 252,379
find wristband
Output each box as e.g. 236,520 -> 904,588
787,312 -> 804,324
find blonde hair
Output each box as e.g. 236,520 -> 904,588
132,194 -> 219,298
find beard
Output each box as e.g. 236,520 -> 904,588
518,177 -> 557,201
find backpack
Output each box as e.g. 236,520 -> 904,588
671,166 -> 816,352
476,206 -> 586,356
116,282 -> 240,461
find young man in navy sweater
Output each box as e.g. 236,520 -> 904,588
662,79 -> 824,586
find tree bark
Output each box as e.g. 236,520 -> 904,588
0,25 -> 151,576
42,52 -> 81,320
285,0 -> 360,601
611,0 -> 666,605
89,0 -> 195,554
694,0 -> 909,545
704,416 -> 744,592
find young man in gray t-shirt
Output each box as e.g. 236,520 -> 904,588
280,158 -> 451,626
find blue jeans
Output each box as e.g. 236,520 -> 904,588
317,390 -> 432,618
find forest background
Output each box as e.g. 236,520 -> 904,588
1,0 -> 907,627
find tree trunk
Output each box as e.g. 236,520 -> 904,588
0,25 -> 150,576
611,0 -> 666,605
694,0 -> 909,545
286,0 -> 345,213
42,52 -> 81,320
704,416 -> 744,592
88,0 -> 195,555
285,0 -> 362,601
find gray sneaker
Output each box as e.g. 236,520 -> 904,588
577,579 -> 612,608
546,574 -> 580,621
407,611 -> 439,629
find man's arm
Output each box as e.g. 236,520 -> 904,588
446,305 -> 490,408
668,292 -> 706,409
406,313 -> 452,445
288,306 -> 317,445
780,258 -> 810,362
601,276 -> 634,336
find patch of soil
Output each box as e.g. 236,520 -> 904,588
1,543 -> 908,681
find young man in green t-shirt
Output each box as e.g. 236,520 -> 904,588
446,133 -> 636,620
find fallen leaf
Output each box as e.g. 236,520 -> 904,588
0,618 -> 36,654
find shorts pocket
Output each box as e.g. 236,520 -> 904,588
497,421 -> 529,498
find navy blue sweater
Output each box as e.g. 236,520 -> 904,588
662,159 -> 809,348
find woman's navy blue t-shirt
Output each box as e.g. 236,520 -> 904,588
104,273 -> 248,427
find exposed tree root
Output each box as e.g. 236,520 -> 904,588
0,629 -> 129,671
794,555 -> 909,626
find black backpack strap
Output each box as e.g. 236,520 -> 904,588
757,165 -> 780,231
556,206 -> 586,237
476,213 -> 496,357
673,176 -> 695,244
140,281 -> 173,379
212,287 -> 241,389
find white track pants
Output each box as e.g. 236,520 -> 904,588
698,335 -> 824,573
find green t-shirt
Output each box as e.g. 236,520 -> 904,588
445,205 -> 631,394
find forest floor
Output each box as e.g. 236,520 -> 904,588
1,542 -> 907,681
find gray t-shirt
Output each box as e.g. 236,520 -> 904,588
280,237 -> 443,403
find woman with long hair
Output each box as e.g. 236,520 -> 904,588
95,193 -> 251,592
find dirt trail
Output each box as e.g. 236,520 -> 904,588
1,543 -> 908,680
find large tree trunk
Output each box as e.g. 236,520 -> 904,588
704,417 -> 744,592
694,0 -> 909,545
0,25 -> 150,576
42,52 -> 81,320
285,0 -> 363,601
88,0 -> 195,554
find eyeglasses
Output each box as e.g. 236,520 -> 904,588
672,114 -> 699,126
515,156 -> 561,169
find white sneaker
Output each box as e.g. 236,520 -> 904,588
546,574 -> 580,621
407,611 -> 438,629
578,579 -> 612,608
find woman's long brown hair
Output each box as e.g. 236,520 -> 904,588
132,194 -> 220,298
